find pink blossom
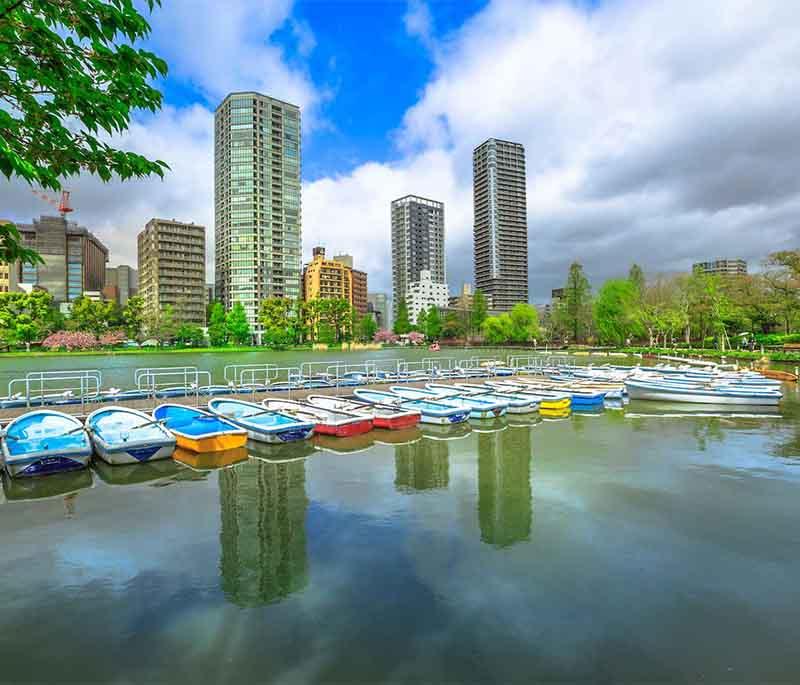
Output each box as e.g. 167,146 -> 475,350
99,330 -> 125,346
407,331 -> 425,345
42,331 -> 99,351
373,329 -> 398,344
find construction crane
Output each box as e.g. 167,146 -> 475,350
30,189 -> 73,218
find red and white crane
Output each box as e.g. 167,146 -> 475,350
30,189 -> 74,218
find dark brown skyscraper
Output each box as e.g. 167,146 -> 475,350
473,138 -> 528,310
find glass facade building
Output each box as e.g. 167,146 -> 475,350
215,92 -> 302,337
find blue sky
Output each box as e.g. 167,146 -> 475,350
2,0 -> 797,300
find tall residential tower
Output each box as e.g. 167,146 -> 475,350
390,195 -> 446,317
215,92 -> 302,337
473,138 -> 528,310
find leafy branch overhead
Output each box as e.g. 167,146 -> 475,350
0,0 -> 169,190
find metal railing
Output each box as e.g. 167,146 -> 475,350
7,369 -> 103,410
135,366 -> 212,404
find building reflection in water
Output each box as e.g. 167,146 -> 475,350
394,438 -> 450,492
477,426 -> 533,548
219,458 -> 309,607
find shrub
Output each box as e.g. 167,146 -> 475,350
407,331 -> 425,345
42,331 -> 98,351
374,329 -> 398,344
99,330 -> 125,347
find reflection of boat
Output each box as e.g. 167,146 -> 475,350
539,407 -> 572,420
313,431 -> 376,454
373,427 -> 422,446
207,398 -> 315,443
507,413 -> 543,429
305,394 -> 420,430
354,389 -> 469,425
1,410 -> 92,477
172,446 -> 249,471
471,418 -> 509,434
262,399 -> 373,437
419,422 -> 472,441
389,385 -> 507,419
93,458 -> 184,486
86,406 -> 176,465
153,404 -> 247,452
624,401 -> 782,419
2,467 -> 93,502
247,439 -> 318,463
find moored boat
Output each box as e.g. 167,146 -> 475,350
389,385 -> 507,419
1,410 -> 92,478
305,394 -> 421,430
207,398 -> 315,443
86,407 -> 176,465
353,389 -> 469,425
261,399 -> 373,437
153,404 -> 247,452
429,382 -> 537,414
624,378 -> 782,405
486,381 -> 572,411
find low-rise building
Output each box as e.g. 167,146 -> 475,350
692,259 -> 747,276
406,270 -> 449,324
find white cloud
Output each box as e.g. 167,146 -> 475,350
404,0 -> 435,50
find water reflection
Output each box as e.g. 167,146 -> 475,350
248,439 -> 318,463
314,432 -> 375,454
173,446 -> 249,471
477,425 -> 533,548
93,458 -> 184,487
394,438 -> 450,492
219,458 -> 308,607
1,468 -> 93,517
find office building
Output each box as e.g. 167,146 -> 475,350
103,265 -> 138,305
15,214 -> 108,304
333,253 -> 368,315
473,138 -> 528,310
367,292 -> 390,329
390,195 -> 446,317
215,91 -> 302,338
302,247 -> 352,302
692,259 -> 747,276
406,270 -> 449,325
206,283 -> 215,306
137,218 -> 206,325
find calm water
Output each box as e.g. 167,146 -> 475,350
2,389 -> 800,682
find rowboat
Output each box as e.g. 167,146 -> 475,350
624,378 -> 782,405
305,394 -> 421,430
427,383 -> 537,414
261,399 -> 373,437
510,378 -> 605,406
207,398 -> 315,443
153,404 -> 247,452
485,381 -> 572,411
389,385 -> 507,419
86,407 -> 176,465
353,389 -> 469,425
1,410 -> 92,478
756,369 -> 797,382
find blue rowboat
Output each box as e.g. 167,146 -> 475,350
1,410 -> 92,478
86,407 -> 176,465
207,398 -> 315,444
389,385 -> 507,420
153,404 -> 247,453
428,382 -> 536,415
353,389 -> 469,425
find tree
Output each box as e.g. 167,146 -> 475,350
258,298 -> 292,345
593,279 -> 640,346
358,314 -> 377,342
207,302 -> 228,347
394,298 -> 411,334
0,0 -> 170,263
425,306 -> 442,340
68,296 -> 116,336
175,323 -> 205,347
226,301 -> 251,345
415,307 -> 427,334
507,303 -> 540,343
628,264 -> 646,296
441,311 -> 466,340
471,289 -> 488,334
482,314 -> 512,344
0,290 -> 57,347
121,295 -> 144,340
563,262 -> 592,343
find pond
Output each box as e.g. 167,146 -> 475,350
1,383 -> 799,681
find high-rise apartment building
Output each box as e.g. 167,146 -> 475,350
103,265 -> 138,305
15,215 -> 108,304
473,138 -> 528,310
692,259 -> 747,276
390,195 -> 445,316
215,91 -> 302,337
137,218 -> 206,325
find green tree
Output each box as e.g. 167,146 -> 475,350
471,289 -> 488,334
563,262 -> 592,343
175,323 -> 205,347
441,311 -> 466,339
593,279 -> 640,346
0,290 -> 58,346
358,314 -> 378,342
68,296 -> 115,336
425,306 -> 442,340
393,298 -> 411,334
415,307 -> 428,334
507,303 -> 540,343
0,0 -> 169,263
482,314 -> 512,344
121,295 -> 144,340
258,298 -> 292,345
207,302 -> 228,347
226,301 -> 251,345
628,263 -> 646,296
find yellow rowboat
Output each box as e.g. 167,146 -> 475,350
153,404 -> 247,453
539,397 -> 572,411
173,446 -> 249,471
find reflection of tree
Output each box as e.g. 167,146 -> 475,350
394,439 -> 450,492
477,427 -> 532,548
219,459 -> 308,607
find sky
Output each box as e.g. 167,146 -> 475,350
1,0 -> 799,302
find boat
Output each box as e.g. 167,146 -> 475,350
0,410 -> 92,478
86,407 -> 176,465
207,398 -> 315,443
429,342 -> 440,352
261,399 -> 373,437
510,378 -> 605,406
485,381 -> 572,411
152,404 -> 247,452
305,394 -> 421,430
755,368 -> 797,382
624,378 -> 782,405
428,383 -> 537,414
172,446 -> 249,471
353,388 -> 469,425
389,385 -> 507,419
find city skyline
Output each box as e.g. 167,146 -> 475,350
0,1 -> 797,301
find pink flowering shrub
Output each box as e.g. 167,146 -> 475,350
407,331 -> 425,345
374,329 -> 398,344
42,331 -> 99,351
99,330 -> 126,347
